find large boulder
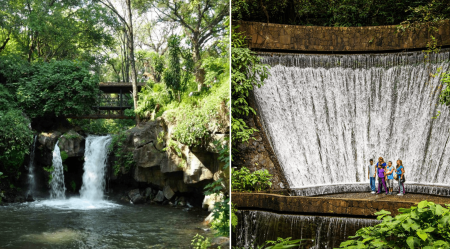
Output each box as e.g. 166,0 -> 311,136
38,131 -> 62,150
128,189 -> 145,204
133,143 -> 166,168
126,120 -> 165,148
154,190 -> 165,202
163,185 -> 175,200
160,142 -> 188,173
58,130 -> 85,157
202,193 -> 223,211
184,151 -> 214,184
134,166 -> 166,186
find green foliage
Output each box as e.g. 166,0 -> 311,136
232,0 -> 449,27
135,83 -> 172,119
339,200 -> 450,248
43,165 -> 54,184
0,0 -> 115,62
16,60 -> 100,118
0,109 -> 33,178
109,132 -> 134,175
68,119 -> 135,135
232,167 -> 273,192
164,75 -> 229,147
191,234 -> 211,249
439,72 -> 450,106
70,180 -> 76,192
60,151 -> 69,162
231,28 -> 270,151
163,35 -> 182,98
201,56 -> 228,85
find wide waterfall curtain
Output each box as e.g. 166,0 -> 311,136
254,52 -> 450,188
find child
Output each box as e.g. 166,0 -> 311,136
368,159 -> 376,194
386,161 -> 394,195
377,163 -> 388,194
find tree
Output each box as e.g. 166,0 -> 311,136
163,35 -> 182,101
0,0 -> 115,62
98,0 -> 140,124
146,0 -> 228,90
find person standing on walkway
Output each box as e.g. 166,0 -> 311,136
368,159 -> 376,194
386,161 -> 395,195
376,157 -> 387,193
396,159 -> 406,196
377,162 -> 388,194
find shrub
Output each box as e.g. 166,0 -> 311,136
232,167 -> 272,192
16,60 -> 101,118
0,109 -> 33,177
108,131 -> 134,175
339,200 -> 450,248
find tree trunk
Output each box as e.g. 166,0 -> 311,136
193,42 -> 204,91
126,0 -> 140,125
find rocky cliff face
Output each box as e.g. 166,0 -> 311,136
110,116 -> 227,207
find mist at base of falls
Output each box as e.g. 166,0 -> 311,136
254,51 -> 450,188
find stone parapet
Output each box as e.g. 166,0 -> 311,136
236,20 -> 450,52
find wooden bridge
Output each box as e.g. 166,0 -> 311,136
67,82 -> 145,119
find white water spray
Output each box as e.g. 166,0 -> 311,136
27,135 -> 37,197
50,141 -> 66,199
254,51 -> 450,188
79,135 -> 112,201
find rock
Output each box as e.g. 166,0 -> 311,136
38,131 -> 62,150
160,142 -> 188,173
26,195 -> 35,202
144,187 -> 153,197
154,190 -> 165,202
211,237 -> 230,248
163,185 -> 175,200
205,134 -> 227,153
134,166 -> 166,186
133,143 -> 165,168
131,194 -> 145,204
184,151 -> 214,184
120,196 -> 130,203
128,189 -> 140,199
14,196 -> 25,203
58,130 -> 85,157
203,212 -> 214,225
178,201 -> 185,207
202,193 -> 223,211
126,121 -> 164,148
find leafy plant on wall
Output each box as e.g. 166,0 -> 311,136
339,200 -> 450,248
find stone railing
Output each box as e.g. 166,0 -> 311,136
236,20 -> 450,52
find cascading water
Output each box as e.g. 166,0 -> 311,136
40,135 -> 117,210
79,135 -> 112,201
253,51 -> 450,189
234,210 -> 380,248
27,135 -> 37,197
50,141 -> 66,199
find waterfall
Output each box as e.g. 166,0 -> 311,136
234,210 -> 380,249
79,135 -> 112,201
253,51 -> 450,189
27,135 -> 37,197
50,141 -> 66,199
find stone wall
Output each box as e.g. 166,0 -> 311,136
232,192 -> 450,217
236,20 -> 450,52
232,92 -> 289,191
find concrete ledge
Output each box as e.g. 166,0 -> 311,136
236,20 -> 450,52
232,192 -> 450,217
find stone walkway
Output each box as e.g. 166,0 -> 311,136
322,192 -> 450,205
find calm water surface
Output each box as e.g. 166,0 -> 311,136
0,198 -> 212,249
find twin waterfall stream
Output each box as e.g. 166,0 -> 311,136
45,135 -> 114,209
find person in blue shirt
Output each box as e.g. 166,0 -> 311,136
368,159 -> 376,194
386,161 -> 395,195
396,159 -> 406,196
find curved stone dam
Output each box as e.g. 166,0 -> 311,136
254,51 -> 450,191
234,51 -> 450,248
